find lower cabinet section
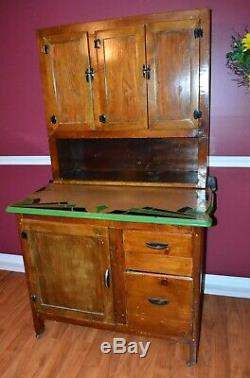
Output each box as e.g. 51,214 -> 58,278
125,272 -> 192,337
18,216 -> 204,366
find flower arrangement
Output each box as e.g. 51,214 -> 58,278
226,32 -> 250,88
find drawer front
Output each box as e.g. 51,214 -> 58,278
123,230 -> 193,276
126,272 -> 192,337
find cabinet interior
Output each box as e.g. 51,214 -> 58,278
56,138 -> 199,184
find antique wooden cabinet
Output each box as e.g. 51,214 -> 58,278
7,9 -> 215,366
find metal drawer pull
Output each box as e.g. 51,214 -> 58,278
104,269 -> 110,288
148,297 -> 169,306
145,242 -> 169,250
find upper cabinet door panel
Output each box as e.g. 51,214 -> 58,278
90,26 -> 147,130
146,19 -> 200,130
39,32 -> 94,131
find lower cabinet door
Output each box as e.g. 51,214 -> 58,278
125,272 -> 192,337
22,219 -> 114,322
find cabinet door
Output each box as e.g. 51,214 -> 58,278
90,26 -> 147,130
22,220 -> 113,322
146,19 -> 200,130
39,32 -> 94,131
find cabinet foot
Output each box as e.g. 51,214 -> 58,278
186,340 -> 198,367
32,313 -> 45,338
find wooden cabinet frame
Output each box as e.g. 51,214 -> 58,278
7,8 -> 214,368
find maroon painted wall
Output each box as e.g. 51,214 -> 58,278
0,0 -> 249,277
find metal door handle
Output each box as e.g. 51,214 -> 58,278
104,269 -> 110,288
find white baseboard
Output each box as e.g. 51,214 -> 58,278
208,156 -> 250,167
0,253 -> 25,272
0,156 -> 51,165
1,155 -> 250,167
0,253 -> 249,298
204,274 -> 250,299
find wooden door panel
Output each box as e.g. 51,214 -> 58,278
90,26 -> 147,130
39,32 -> 94,131
146,20 -> 200,129
23,220 -> 113,321
31,233 -> 104,313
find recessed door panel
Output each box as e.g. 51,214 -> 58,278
39,32 -> 94,130
146,20 -> 200,129
90,26 -> 147,130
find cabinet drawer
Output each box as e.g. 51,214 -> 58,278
123,230 -> 193,276
126,272 -> 192,337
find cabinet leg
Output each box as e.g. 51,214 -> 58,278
186,340 -> 198,367
32,311 -> 45,338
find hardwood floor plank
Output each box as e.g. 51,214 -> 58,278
0,271 -> 249,378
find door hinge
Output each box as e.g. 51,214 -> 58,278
43,44 -> 49,54
50,114 -> 57,124
21,231 -> 28,239
142,64 -> 151,80
94,39 -> 102,48
31,295 -> 37,302
85,67 -> 95,82
194,27 -> 203,39
99,114 -> 107,123
193,110 -> 202,119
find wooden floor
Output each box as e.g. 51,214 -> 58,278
0,271 -> 249,378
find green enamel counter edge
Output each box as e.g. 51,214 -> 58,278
6,206 -> 213,227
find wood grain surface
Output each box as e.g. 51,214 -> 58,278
146,19 -> 199,130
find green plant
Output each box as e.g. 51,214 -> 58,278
226,32 -> 250,88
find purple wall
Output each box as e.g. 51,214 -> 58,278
0,0 -> 249,277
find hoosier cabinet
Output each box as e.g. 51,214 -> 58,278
7,8 -> 215,366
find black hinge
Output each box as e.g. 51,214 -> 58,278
194,27 -> 203,39
99,114 -> 107,123
31,295 -> 37,303
21,231 -> 28,239
193,110 -> 202,119
50,114 -> 57,124
94,39 -> 102,48
43,44 -> 49,54
142,64 -> 151,80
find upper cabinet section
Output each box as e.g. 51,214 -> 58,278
37,9 -> 210,138
38,32 -> 94,131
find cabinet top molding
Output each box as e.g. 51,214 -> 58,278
37,8 -> 210,36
